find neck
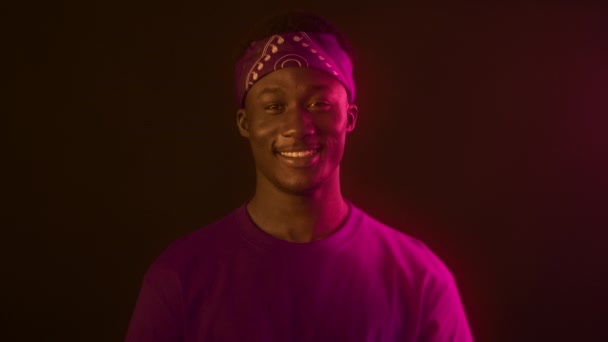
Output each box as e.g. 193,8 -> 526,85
247,178 -> 349,243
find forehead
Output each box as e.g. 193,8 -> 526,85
247,67 -> 347,99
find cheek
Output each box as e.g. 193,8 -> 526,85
249,119 -> 278,142
317,115 -> 349,139
318,107 -> 350,129
248,122 -> 281,163
326,135 -> 347,153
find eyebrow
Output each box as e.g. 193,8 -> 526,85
308,85 -> 332,92
256,85 -> 335,99
256,87 -> 284,99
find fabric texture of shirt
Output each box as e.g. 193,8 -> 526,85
126,202 -> 473,341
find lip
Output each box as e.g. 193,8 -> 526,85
275,144 -> 321,153
275,146 -> 322,167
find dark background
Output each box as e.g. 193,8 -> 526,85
9,1 -> 608,341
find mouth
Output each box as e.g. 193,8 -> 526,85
277,149 -> 320,158
275,147 -> 321,167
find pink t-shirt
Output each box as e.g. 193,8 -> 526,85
126,202 -> 473,341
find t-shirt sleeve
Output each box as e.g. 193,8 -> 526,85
125,266 -> 184,342
417,262 -> 474,342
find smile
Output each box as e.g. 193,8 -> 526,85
278,149 -> 319,158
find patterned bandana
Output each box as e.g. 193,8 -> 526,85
235,31 -> 355,107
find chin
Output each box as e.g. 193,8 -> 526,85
275,177 -> 323,196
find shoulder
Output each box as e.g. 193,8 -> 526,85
354,206 -> 454,283
146,207 -> 241,275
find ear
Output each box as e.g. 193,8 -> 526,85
236,108 -> 250,138
346,104 -> 358,132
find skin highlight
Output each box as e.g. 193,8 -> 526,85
237,67 -> 358,242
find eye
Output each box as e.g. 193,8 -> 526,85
264,103 -> 285,113
308,101 -> 331,111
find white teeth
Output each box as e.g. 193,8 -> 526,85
279,150 -> 316,158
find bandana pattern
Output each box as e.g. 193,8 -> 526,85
235,31 -> 355,106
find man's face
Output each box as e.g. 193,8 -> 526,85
237,67 -> 357,195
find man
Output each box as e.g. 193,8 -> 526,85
126,10 -> 473,342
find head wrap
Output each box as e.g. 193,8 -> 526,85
235,31 -> 355,107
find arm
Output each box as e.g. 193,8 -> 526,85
125,267 -> 184,342
418,271 -> 473,342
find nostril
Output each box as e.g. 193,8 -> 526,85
282,116 -> 316,137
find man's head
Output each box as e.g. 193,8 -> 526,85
235,11 -> 357,196
234,10 -> 355,108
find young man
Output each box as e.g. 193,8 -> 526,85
126,10 -> 473,342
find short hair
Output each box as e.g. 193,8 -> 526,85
233,10 -> 353,64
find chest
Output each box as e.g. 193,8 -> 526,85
181,253 -> 420,341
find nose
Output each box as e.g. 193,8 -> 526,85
281,106 -> 315,138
